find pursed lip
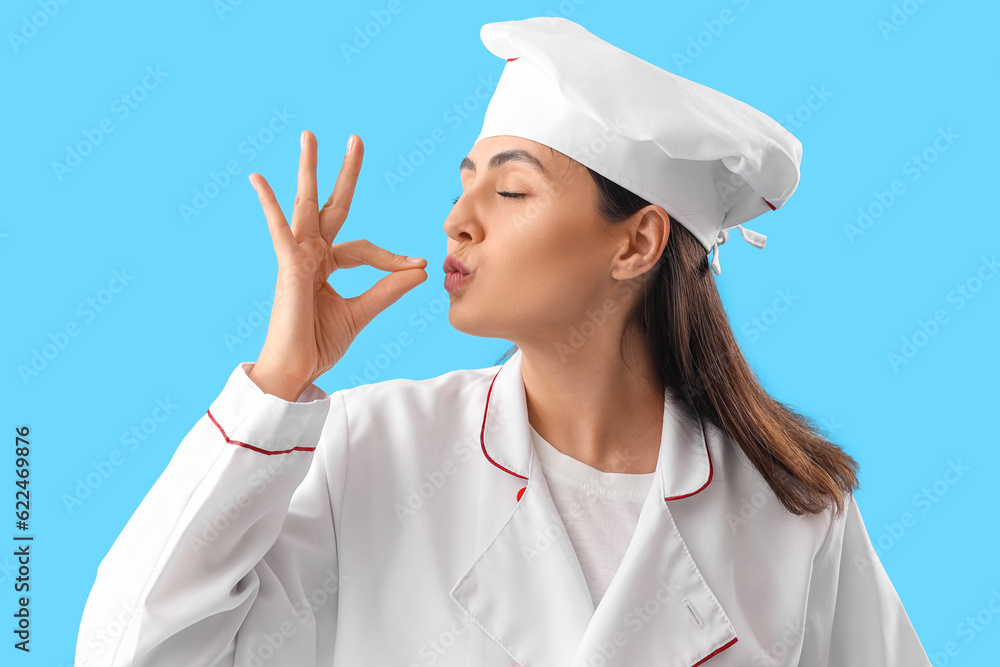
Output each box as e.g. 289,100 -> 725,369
443,254 -> 472,275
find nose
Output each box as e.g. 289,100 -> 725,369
443,197 -> 484,246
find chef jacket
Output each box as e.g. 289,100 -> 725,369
75,348 -> 932,666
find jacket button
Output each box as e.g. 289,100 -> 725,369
516,486 -> 526,502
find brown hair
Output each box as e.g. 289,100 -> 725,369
497,167 -> 858,517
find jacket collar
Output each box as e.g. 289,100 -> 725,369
450,348 -> 738,666
476,347 -> 714,502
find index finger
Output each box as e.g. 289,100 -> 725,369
319,134 -> 363,243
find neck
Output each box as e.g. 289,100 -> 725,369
515,327 -> 664,474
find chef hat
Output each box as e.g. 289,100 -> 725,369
474,17 -> 803,275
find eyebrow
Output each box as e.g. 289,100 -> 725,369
459,149 -> 549,177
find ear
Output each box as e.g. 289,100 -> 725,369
610,206 -> 670,280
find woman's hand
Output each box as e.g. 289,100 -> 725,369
246,131 -> 427,401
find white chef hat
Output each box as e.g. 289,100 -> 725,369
474,17 -> 803,275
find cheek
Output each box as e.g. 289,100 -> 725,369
489,223 -> 604,307
497,225 -> 563,278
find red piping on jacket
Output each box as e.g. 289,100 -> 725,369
692,637 -> 738,666
207,409 -> 317,455
481,366 -> 735,660
479,366 -> 717,503
763,199 -> 776,210
506,57 -> 519,62
481,367 -> 529,482
663,414 -> 714,502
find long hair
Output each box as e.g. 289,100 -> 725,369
496,167 -> 858,517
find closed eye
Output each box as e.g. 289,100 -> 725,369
451,192 -> 526,206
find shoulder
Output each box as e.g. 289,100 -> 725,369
335,361 -> 500,413
317,360 -> 506,499
698,416 -> 842,552
325,360 -> 504,445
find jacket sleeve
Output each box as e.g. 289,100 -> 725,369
797,494 -> 932,667
74,361 -> 349,667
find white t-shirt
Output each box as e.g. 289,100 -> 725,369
528,424 -> 655,608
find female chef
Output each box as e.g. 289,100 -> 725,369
76,16 -> 932,667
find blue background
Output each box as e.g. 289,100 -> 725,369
3,0 -> 997,664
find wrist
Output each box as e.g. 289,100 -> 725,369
248,363 -> 310,402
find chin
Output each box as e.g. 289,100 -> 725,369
447,306 -> 500,339
447,307 -> 476,335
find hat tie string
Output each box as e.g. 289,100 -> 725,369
709,224 -> 768,275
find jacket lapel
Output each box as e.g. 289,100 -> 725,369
450,349 -> 595,665
569,390 -> 739,666
450,349 -> 738,667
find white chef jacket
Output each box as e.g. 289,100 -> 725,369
529,424 -> 653,608
75,348 -> 932,667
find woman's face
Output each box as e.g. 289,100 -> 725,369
443,135 -> 657,349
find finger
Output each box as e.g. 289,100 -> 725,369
249,173 -> 297,261
346,267 -> 427,331
331,239 -> 426,272
290,130 -> 320,241
319,134 -> 364,243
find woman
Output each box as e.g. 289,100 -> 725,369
75,17 -> 931,667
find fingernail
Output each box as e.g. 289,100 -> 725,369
301,131 -> 306,149
248,174 -> 256,188
406,257 -> 424,263
346,135 -> 355,154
